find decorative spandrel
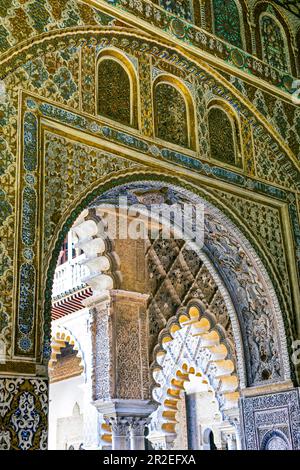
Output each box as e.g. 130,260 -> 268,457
208,107 -> 236,166
154,83 -> 189,148
260,14 -> 289,73
98,58 -> 132,127
212,0 -> 243,49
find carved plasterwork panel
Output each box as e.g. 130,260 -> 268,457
147,238 -> 235,355
254,132 -> 300,191
0,0 -> 297,96
43,132 -> 140,259
241,388 -> 300,450
94,181 -> 291,386
227,74 -> 300,162
210,189 -> 292,315
115,302 -> 142,399
0,28 -> 297,389
0,1 -> 298,451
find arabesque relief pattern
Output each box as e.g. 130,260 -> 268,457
0,30 -> 298,373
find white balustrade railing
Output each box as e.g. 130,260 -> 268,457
52,254 -> 89,298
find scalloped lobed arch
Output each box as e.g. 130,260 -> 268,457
49,324 -> 85,375
151,299 -> 239,441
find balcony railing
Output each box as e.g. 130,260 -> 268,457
52,255 -> 89,299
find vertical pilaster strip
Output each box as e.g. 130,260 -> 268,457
81,43 -> 96,115
195,82 -> 210,160
85,294 -> 114,401
241,117 -> 255,176
14,97 -> 41,360
139,55 -> 154,138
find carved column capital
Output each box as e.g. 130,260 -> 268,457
110,289 -> 149,306
106,416 -> 130,437
82,292 -> 111,313
129,417 -> 151,437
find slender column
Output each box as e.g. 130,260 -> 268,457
129,417 -> 149,450
225,408 -> 242,450
226,433 -> 237,450
198,0 -> 207,29
248,19 -> 257,55
235,423 -> 242,450
109,417 -> 130,450
185,393 -> 200,450
80,382 -> 102,450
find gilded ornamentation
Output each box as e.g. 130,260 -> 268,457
98,58 -> 132,126
159,0 -> 193,22
208,107 -> 236,165
43,132 -> 141,252
154,82 -> 189,148
260,13 -> 289,73
210,188 -> 292,316
81,44 -> 96,115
